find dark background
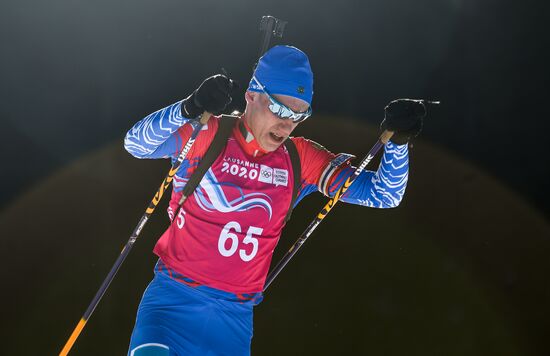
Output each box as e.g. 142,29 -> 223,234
1,0 -> 549,355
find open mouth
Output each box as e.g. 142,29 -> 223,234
269,132 -> 285,143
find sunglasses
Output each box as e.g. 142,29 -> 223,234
252,76 -> 312,123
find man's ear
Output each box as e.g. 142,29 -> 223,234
245,91 -> 257,104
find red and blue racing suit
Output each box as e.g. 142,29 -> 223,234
124,100 -> 409,355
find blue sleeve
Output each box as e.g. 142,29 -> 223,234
124,100 -> 192,159
330,141 -> 409,208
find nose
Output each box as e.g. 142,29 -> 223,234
278,119 -> 296,134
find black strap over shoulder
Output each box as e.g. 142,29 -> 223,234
283,138 -> 301,222
181,115 -> 238,200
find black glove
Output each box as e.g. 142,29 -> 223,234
380,99 -> 427,145
181,74 -> 235,118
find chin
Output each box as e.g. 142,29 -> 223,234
264,145 -> 278,152
261,142 -> 280,152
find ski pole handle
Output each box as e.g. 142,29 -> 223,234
380,130 -> 394,144
199,111 -> 211,125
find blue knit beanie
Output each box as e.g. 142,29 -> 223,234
248,45 -> 313,105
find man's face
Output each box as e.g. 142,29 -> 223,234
244,91 -> 310,152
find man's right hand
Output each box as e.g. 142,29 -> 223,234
181,74 -> 235,118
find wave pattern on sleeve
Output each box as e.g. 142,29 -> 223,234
124,101 -> 189,158
337,141 -> 409,209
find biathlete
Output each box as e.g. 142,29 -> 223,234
124,45 -> 425,355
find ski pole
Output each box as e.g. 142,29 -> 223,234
60,14 -> 287,355
264,100 -> 440,291
263,130 -> 395,291
59,113 -> 211,356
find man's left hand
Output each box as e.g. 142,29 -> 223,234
380,99 -> 427,145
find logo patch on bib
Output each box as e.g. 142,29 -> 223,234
259,165 -> 274,184
273,168 -> 288,187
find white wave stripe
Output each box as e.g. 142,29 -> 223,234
360,142 -> 409,208
124,101 -> 190,158
383,156 -> 409,170
357,198 -> 375,207
195,170 -> 273,219
125,117 -> 163,156
373,183 -> 402,207
379,167 -> 408,188
385,141 -> 409,156
167,101 -> 187,126
380,163 -> 408,178
159,110 -> 179,134
379,164 -> 408,179
379,173 -> 408,191
172,174 -> 189,190
395,184 -> 407,198
368,174 -> 398,208
125,122 -> 150,153
381,152 -> 409,169
367,188 -> 385,207
374,179 -> 407,207
123,139 -> 150,156
144,119 -> 168,146
194,189 -> 212,212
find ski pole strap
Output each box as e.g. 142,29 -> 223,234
283,138 -> 301,222
180,115 -> 238,202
